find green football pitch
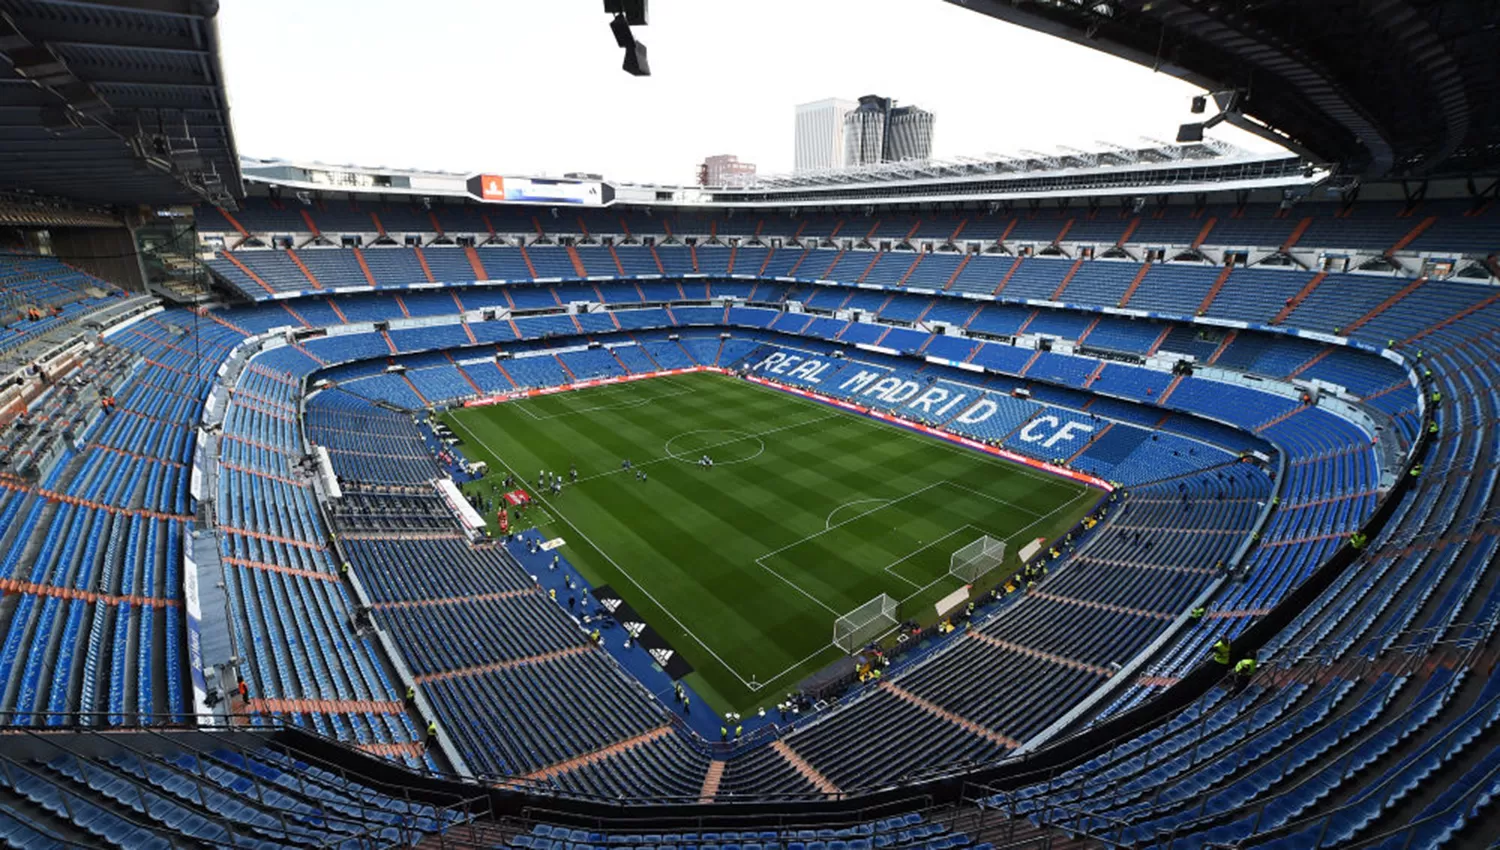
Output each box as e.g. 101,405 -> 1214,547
441,371 -> 1097,716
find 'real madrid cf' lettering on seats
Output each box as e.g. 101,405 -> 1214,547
1017,414 -> 1096,449
956,397 -> 1001,424
755,349 -> 1101,445
906,384 -> 974,419
752,351 -> 837,382
836,368 -> 886,394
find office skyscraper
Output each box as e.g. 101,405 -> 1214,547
794,98 -> 855,172
842,95 -> 936,166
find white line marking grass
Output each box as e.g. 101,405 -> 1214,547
571,412 -> 839,484
448,415 -> 765,689
735,377 -> 1080,492
825,498 -> 892,530
515,376 -> 697,421
883,525 -> 988,589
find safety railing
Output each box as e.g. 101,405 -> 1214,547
0,712 -> 491,850
966,639 -> 1488,848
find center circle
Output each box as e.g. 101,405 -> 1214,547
664,429 -> 766,465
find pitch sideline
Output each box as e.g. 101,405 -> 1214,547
447,415 -> 770,691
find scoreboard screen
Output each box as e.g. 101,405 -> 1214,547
466,174 -> 611,206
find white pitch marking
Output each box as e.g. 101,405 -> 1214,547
449,414 -> 772,689
663,429 -> 766,465
515,377 -> 697,421
826,498 -> 891,530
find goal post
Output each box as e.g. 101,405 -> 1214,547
832,593 -> 899,654
950,535 -> 1007,584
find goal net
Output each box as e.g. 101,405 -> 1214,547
832,593 -> 899,654
950,535 -> 1007,583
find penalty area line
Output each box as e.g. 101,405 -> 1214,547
753,559 -> 840,616
882,524 -> 987,590
754,478 -> 960,616
826,498 -> 891,530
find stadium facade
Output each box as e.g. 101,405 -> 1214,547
0,0 -> 1498,847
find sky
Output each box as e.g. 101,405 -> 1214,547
217,0 -> 1284,185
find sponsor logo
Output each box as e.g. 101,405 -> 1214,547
480,175 -> 505,201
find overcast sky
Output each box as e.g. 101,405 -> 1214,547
217,0 -> 1283,184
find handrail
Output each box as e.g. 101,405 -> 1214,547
1314,746 -> 1500,849
983,641 -> 1485,847
1269,616 -> 1500,668
1205,661 -> 1500,850
1,718 -> 494,850
513,793 -> 946,837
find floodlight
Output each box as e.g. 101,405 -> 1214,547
1176,122 -> 1205,143
623,40 -> 650,77
610,13 -> 634,48
603,0 -> 648,25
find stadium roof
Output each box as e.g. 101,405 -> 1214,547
0,0 -> 242,208
950,0 -> 1500,179
240,143 -> 1325,211
739,139 -> 1237,189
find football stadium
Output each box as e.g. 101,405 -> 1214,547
0,0 -> 1497,847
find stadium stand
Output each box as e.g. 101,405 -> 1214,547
2,221 -> 1493,844
176,239 -> 1488,824
4,0 -> 1500,842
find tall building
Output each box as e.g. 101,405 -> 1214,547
842,96 -> 889,167
842,95 -> 936,166
794,98 -> 855,172
698,154 -> 756,187
887,103 -> 936,162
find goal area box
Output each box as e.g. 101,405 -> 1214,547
950,535 -> 1006,584
832,593 -> 898,654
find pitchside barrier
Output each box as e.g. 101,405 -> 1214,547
950,535 -> 1006,584
832,593 -> 899,654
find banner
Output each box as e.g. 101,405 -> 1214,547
465,174 -> 611,207
182,539 -> 210,721
435,477 -> 485,530
593,585 -> 694,678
